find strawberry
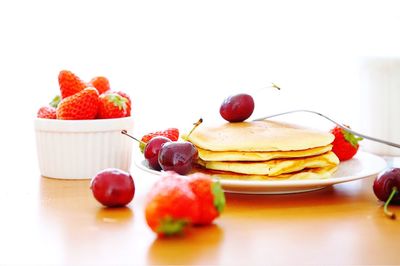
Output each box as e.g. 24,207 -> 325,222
37,106 -> 56,119
56,87 -> 99,120
188,173 -> 225,225
145,171 -> 200,236
141,128 -> 179,144
115,91 -> 131,116
330,126 -> 363,161
90,76 -> 110,95
97,93 -> 128,119
58,70 -> 88,99
139,127 -> 179,151
140,128 -> 179,152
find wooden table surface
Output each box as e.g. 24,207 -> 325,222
1,144 -> 400,266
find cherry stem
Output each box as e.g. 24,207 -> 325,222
271,82 -> 281,90
121,130 -> 146,146
256,82 -> 281,91
187,118 -> 203,139
383,186 -> 398,219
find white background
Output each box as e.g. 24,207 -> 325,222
1,0 -> 400,167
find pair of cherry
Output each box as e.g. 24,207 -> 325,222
122,130 -> 198,175
143,137 -> 197,174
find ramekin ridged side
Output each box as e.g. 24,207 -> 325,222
34,117 -> 134,179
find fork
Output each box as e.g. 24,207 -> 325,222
253,109 -> 400,149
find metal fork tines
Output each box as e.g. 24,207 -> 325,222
253,109 -> 400,149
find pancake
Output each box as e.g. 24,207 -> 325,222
192,164 -> 338,181
197,151 -> 339,176
187,120 -> 334,152
197,144 -> 332,162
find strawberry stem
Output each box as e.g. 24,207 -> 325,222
342,128 -> 363,147
49,95 -> 61,108
211,180 -> 226,213
383,186 -> 398,219
121,130 -> 146,146
157,217 -> 188,236
108,94 -> 128,111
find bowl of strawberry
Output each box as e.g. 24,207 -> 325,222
34,70 -> 134,179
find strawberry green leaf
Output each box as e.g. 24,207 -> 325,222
211,180 -> 226,213
49,95 -> 61,108
157,217 -> 188,236
108,94 -> 128,111
341,128 -> 363,148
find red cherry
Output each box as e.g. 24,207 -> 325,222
90,168 -> 135,207
220,93 -> 255,122
158,142 -> 198,175
144,136 -> 171,170
373,167 -> 400,219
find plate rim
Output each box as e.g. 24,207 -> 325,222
133,150 -> 387,192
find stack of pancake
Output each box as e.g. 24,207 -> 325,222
187,120 -> 339,181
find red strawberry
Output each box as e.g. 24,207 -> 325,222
330,126 -> 363,161
56,87 -> 99,120
115,91 -> 131,116
188,173 -> 225,225
141,128 -> 179,143
90,76 -> 110,95
97,93 -> 128,119
37,106 -> 57,119
145,171 -> 200,236
140,128 -> 179,153
58,70 -> 88,99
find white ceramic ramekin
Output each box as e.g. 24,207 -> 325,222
34,117 -> 134,179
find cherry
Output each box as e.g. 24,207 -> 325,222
373,167 -> 400,219
90,168 -> 135,207
158,142 -> 198,175
220,93 -> 255,122
144,136 -> 171,170
121,130 -> 168,170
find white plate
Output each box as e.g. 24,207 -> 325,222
133,151 -> 387,194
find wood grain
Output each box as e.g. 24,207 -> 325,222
1,157 -> 399,265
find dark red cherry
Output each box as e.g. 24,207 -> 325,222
373,167 -> 400,219
90,168 -> 135,207
158,142 -> 198,175
144,136 -> 171,170
220,93 -> 254,122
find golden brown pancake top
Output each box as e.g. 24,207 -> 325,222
188,120 -> 334,152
